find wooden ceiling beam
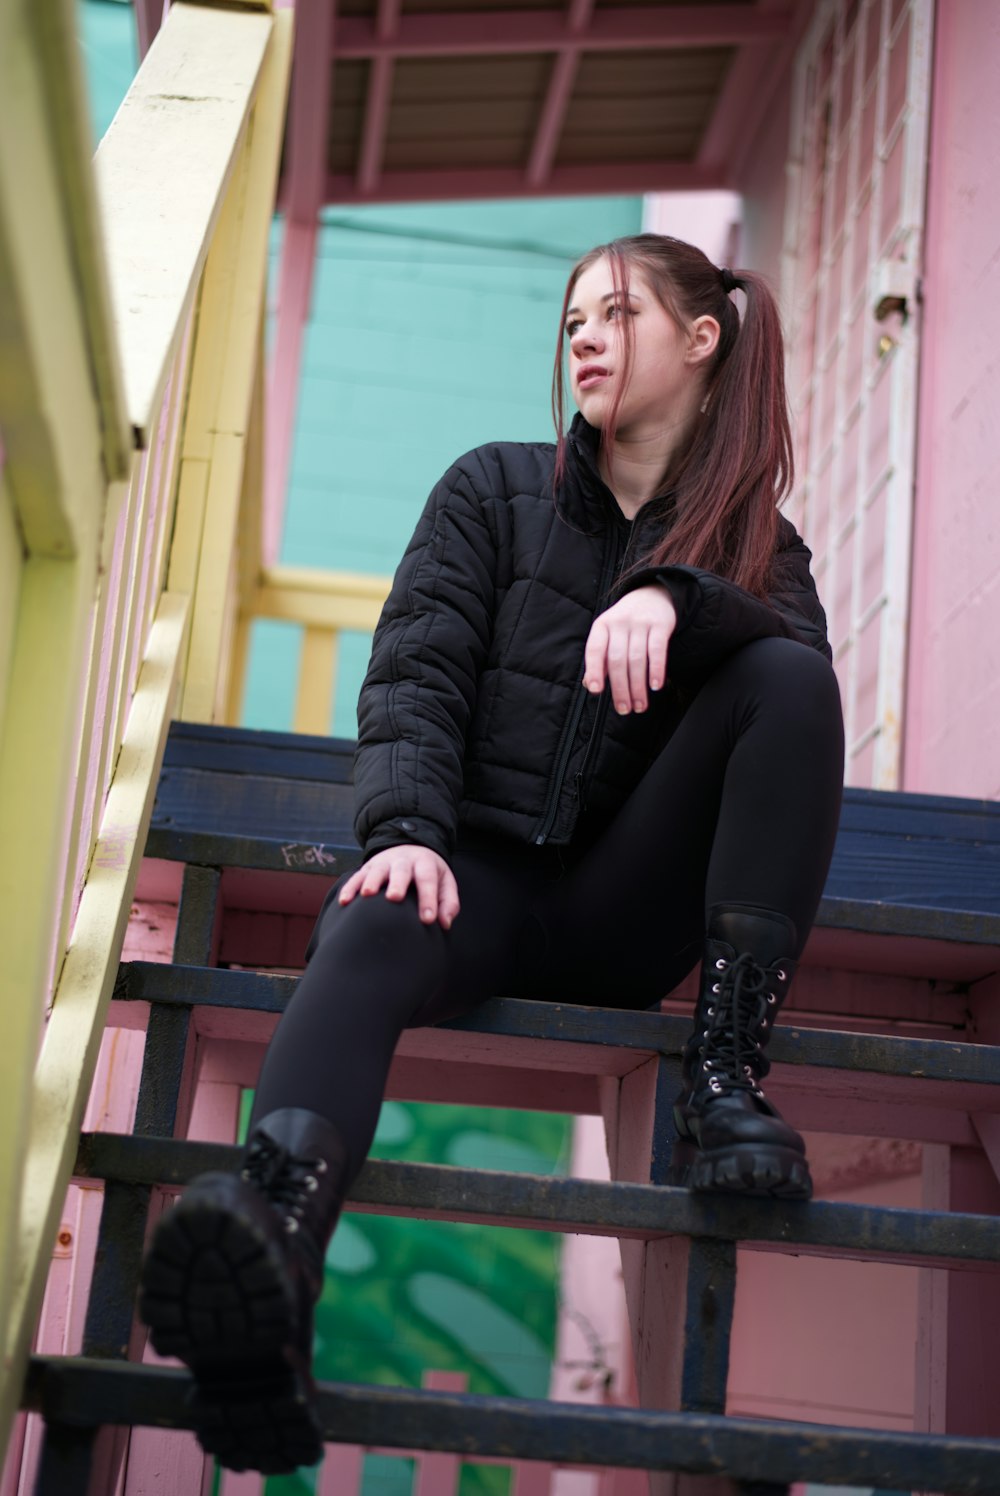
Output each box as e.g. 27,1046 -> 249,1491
328,160 -> 725,205
357,0 -> 401,194
286,0 -> 336,223
525,0 -> 594,189
335,4 -> 792,61
696,43 -> 771,177
727,0 -> 809,185
696,0 -> 796,181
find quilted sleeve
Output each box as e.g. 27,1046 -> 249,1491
619,514 -> 832,684
353,459 -> 497,862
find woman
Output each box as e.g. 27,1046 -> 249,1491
139,235 -> 844,1474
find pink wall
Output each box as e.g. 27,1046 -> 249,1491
904,0 -> 1000,797
728,1170 -> 921,1431
737,48 -> 796,292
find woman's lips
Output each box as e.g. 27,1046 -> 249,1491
577,366 -> 610,390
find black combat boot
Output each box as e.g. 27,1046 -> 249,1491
670,906 -> 812,1199
139,1108 -> 350,1473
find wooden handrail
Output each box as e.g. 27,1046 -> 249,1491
0,1 -> 292,1464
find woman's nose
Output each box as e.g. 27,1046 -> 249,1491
571,323 -> 604,356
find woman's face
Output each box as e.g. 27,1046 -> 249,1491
565,257 -> 716,434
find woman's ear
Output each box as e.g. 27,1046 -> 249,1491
685,314 -> 721,368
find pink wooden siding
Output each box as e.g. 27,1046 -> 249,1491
904,0 -> 1000,798
781,0 -> 932,789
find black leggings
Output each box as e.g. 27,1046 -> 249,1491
251,637 -> 845,1181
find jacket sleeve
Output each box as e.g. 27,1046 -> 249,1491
353,460 -> 497,862
620,514 -> 832,685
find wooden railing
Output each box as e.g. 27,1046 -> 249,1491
231,563 -> 391,734
0,0 -> 291,1457
213,1371 -> 555,1496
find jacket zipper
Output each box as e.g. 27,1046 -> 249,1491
574,691 -> 609,810
572,518 -> 637,811
533,523 -> 624,845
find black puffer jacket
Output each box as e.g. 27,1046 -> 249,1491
355,415 -> 831,862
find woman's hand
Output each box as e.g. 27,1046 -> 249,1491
338,844 -> 460,929
583,585 -> 677,714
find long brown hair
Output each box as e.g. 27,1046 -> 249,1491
552,234 -> 793,599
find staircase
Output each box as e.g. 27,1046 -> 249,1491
15,720 -> 1000,1495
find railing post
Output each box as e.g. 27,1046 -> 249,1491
602,1056 -> 739,1496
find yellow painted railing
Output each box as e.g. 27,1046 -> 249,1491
0,0 -> 291,1455
231,564 -> 391,734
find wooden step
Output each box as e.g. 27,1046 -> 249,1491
22,1353 -> 1000,1495
74,1132 -> 1000,1271
112,960 -> 1000,1145
143,722 -> 1000,983
116,959 -> 1000,1086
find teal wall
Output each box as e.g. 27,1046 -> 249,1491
243,195 -> 643,735
77,0 -> 136,142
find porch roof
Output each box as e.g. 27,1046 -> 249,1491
276,0 -> 802,212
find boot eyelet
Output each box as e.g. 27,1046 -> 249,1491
706,1005 -> 715,1017
285,1217 -> 299,1234
711,983 -> 721,995
240,1169 -> 251,1182
709,1079 -> 723,1093
305,1175 -> 319,1192
702,1029 -> 709,1041
767,993 -> 777,1005
744,1065 -> 753,1076
314,1160 -> 329,1175
715,959 -> 728,971
776,969 -> 787,982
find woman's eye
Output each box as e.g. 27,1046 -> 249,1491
565,320 -> 581,337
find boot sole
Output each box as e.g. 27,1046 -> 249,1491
139,1192 -> 324,1473
691,1145 -> 812,1199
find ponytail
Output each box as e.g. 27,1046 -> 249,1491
552,236 -> 793,599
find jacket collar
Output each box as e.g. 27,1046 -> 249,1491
563,412 -> 625,532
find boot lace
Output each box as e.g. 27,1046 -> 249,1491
241,1133 -> 329,1235
700,951 -> 787,1100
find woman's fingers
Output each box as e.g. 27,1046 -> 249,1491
384,857 -> 413,902
360,859 -> 390,896
337,846 -> 458,928
338,860 -> 386,905
583,587 -> 678,713
413,854 -> 445,925
583,617 -> 609,695
337,868 -> 364,905
606,624 -> 631,713
438,866 -> 461,929
627,625 -> 651,712
647,623 -> 671,693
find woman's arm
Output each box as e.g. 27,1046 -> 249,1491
353,459 -> 497,864
618,514 -> 831,685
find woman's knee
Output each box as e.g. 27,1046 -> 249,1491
724,635 -> 842,717
306,885 -> 447,977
